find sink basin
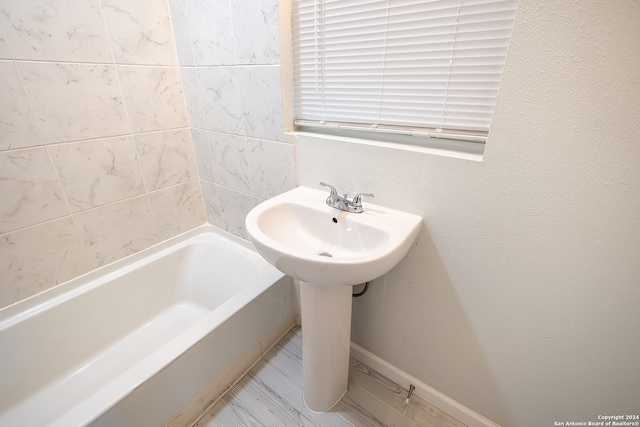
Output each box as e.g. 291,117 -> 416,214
245,185 -> 422,412
245,186 -> 422,285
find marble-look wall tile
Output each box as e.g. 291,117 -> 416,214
198,67 -> 245,134
0,217 -> 91,308
149,181 -> 205,240
167,0 -> 195,66
206,131 -> 251,193
237,66 -> 291,143
101,0 -> 177,65
74,195 -> 159,267
49,136 -> 145,212
0,0 -> 111,62
0,61 -> 44,150
118,66 -> 188,133
0,147 -> 69,234
0,26 -> 12,58
215,185 -> 254,238
200,179 -> 220,226
19,62 -> 129,143
247,138 -> 296,199
185,0 -> 235,66
201,181 -> 253,238
181,67 -> 204,128
192,128 -> 215,182
135,129 -> 198,191
231,0 -> 280,65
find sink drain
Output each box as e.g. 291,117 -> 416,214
318,252 -> 333,257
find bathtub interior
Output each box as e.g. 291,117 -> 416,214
0,226 -> 292,427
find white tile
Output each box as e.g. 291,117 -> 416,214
200,180 -> 220,226
0,217 -> 91,309
247,138 -> 296,199
167,0 -> 195,66
0,0 -> 111,62
215,185 -> 254,238
231,0 -> 280,65
191,128 -> 215,182
134,129 -> 198,191
185,0 -> 235,66
197,67 -> 245,135
49,136 -> 145,212
101,0 -> 177,65
0,60 -> 44,150
180,67 -> 204,128
237,66 -> 291,143
0,147 -> 69,234
207,131 -> 250,193
148,181 -> 205,240
74,195 -> 159,267
0,26 -> 12,58
19,62 -> 129,143
118,66 -> 188,133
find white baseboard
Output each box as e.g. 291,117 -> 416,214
349,342 -> 500,427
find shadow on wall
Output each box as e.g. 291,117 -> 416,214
351,223 -> 514,426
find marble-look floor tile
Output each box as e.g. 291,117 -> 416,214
193,327 -> 466,427
237,66 -> 291,143
185,0 -> 235,66
246,138 -> 296,200
198,386 -> 285,427
0,0 -> 111,62
148,181 -> 206,241
206,131 -> 251,193
74,195 -> 158,268
49,136 -> 145,212
197,67 -> 245,135
19,62 -> 129,143
118,66 -> 188,133
231,0 -> 280,65
0,60 -> 44,150
0,217 -> 91,309
101,0 -> 177,65
0,147 -> 69,234
134,129 -> 198,191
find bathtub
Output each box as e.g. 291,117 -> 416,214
0,225 -> 294,427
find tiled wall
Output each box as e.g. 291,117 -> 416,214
168,0 -> 296,238
0,0 -> 206,309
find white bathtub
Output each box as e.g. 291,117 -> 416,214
0,225 -> 294,427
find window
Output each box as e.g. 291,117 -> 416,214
291,0 -> 518,145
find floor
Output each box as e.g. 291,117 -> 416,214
193,327 -> 466,427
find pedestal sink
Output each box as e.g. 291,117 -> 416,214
245,186 -> 422,412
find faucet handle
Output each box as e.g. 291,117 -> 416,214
352,192 -> 374,206
319,182 -> 338,197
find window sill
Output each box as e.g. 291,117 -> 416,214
292,129 -> 485,163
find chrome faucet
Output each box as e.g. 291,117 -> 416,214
319,182 -> 373,213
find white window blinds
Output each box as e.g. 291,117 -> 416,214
291,0 -> 518,141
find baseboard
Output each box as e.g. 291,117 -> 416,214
349,342 -> 500,427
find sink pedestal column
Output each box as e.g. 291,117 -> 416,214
300,281 -> 352,412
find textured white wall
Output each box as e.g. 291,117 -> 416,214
296,1 -> 640,425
